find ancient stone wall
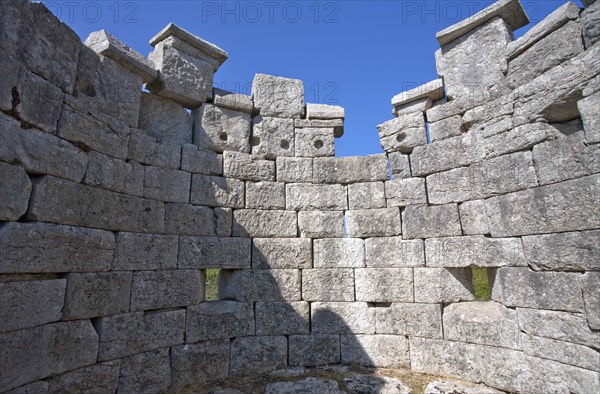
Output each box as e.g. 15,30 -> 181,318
0,0 -> 598,393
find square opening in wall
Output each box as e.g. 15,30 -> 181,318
205,269 -> 220,300
471,267 -> 491,301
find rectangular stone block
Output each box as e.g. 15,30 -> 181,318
522,334 -> 600,372
295,128 -> 335,157
15,70 -> 63,132
348,182 -> 386,210
192,103 -> 251,153
414,267 -> 474,303
252,116 -> 295,158
428,115 -> 464,142
190,174 -> 244,208
378,117 -> 427,154
522,230 -> 599,271
402,203 -> 461,239
0,279 -> 66,332
0,161 -> 31,221
130,270 -> 202,311
481,122 -> 560,159
313,155 -> 389,184
83,151 -> 144,196
298,211 -> 344,238
459,200 -> 490,235
118,348 -> 171,394
306,103 -> 344,119
314,238 -> 365,268
376,303 -> 442,339
365,237 -> 424,267
289,334 -> 340,367
252,73 -> 304,118
229,336 -> 288,376
62,272 -> 132,320
144,166 -> 191,203
186,301 -> 254,342
286,183 -> 347,211
252,238 -> 312,269
232,209 -> 297,237
223,150 -> 275,181
0,222 -> 115,273
181,144 -> 223,175
425,236 -> 525,268
388,151 -> 411,179
96,309 -> 185,361
302,269 -> 355,301
346,208 -> 402,238
128,129 -> 182,170
410,132 -> 484,176
245,181 -> 285,209
579,92 -> 600,144
218,269 -> 301,302
213,88 -> 253,113
165,203 -> 229,236
170,340 -> 229,387
114,232 -> 178,270
276,156 -> 313,182
518,308 -> 599,348
178,236 -> 251,269
342,335 -> 409,368
46,361 -> 120,394
311,302 -> 375,334
355,268 -> 413,302
385,178 -> 427,207
26,176 -> 165,233
583,272 -> 600,330
295,118 -> 344,137
256,301 -> 310,336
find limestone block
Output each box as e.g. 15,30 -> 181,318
443,301 -> 521,350
414,267 -> 474,303
348,182 -> 386,210
186,301 -> 254,342
313,155 -> 389,184
311,302 -> 375,334
118,348 -> 171,394
485,175 -> 600,237
583,272 -> 600,329
481,122 -> 559,159
252,73 -> 304,118
302,269 -> 355,301
114,232 -> 178,270
266,378 -> 343,394
314,238 -> 365,268
425,236 -> 524,268
346,208 -> 402,238
459,200 -> 490,235
84,151 -> 144,196
461,95 -> 514,131
393,97 -> 433,117
130,270 -> 202,311
96,309 -> 185,360
218,269 -> 301,302
46,361 -> 121,394
62,272 -> 131,320
402,203 -> 462,239
232,209 -> 297,237
388,151 -> 411,178
215,207 -> 233,236
213,88 -> 253,113
341,335 -> 409,367
229,336 -> 288,375
0,222 -> 115,273
410,132 -> 484,176
385,178 -> 427,207
298,211 -> 344,238
165,204 -> 230,237
245,181 -> 285,209
289,334 -> 340,367
170,340 -> 230,387
0,162 -> 31,221
345,374 -> 412,394
378,119 -> 427,153
0,49 -> 19,112
428,115 -> 464,142
15,70 -> 63,132
365,237 -> 424,267
522,334 -> 600,372
178,236 -> 251,269
582,0 -> 600,47
286,183 -> 347,211
533,131 -> 600,185
518,308 -> 599,348
144,166 -> 191,203
391,79 -> 444,108
223,150 -> 275,181
256,302 -> 310,335
128,129 -> 182,169
295,128 -> 335,157
376,303 -> 442,339
190,174 -> 244,208
306,103 -> 344,119
252,238 -> 312,269
1,114 -> 88,182
355,268 -> 414,302
295,118 -> 344,138
138,92 -> 193,144
424,380 -> 504,394
522,230 -> 599,271
181,144 -> 223,175
193,103 -> 251,153
0,279 -> 66,332
493,268 -> 585,313
252,116 -> 295,158
578,92 -> 600,144
276,157 -> 313,182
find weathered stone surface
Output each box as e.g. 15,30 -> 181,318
302,269 -> 355,301
365,237 -> 424,268
266,377 -> 343,394
0,49 -> 19,112
165,204 -> 230,236
481,122 -> 561,159
388,151 -> 411,179
341,335 -> 409,367
295,118 -> 344,137
252,73 -> 304,118
298,211 -> 344,238
385,178 -> 427,207
295,127 -> 335,158
245,181 -> 285,209
138,92 -> 192,144
347,182 -> 386,210
1,114 -> 88,182
128,129 -> 181,169
252,238 -> 312,269
461,95 -> 514,132
355,268 -> 413,302
0,222 -> 115,273
179,236 -> 251,269
256,302 -> 309,335
402,204 -> 461,239
410,132 -> 484,176
424,379 -> 505,394
345,374 -> 413,394
118,348 -> 171,394
287,183 -> 347,211
306,103 -> 344,119
186,301 -> 254,342
428,115 -> 464,142
459,200 -> 490,235
130,270 -> 202,311
84,151 -> 144,196
583,272 -> 600,329
218,269 -> 301,302
62,272 -> 131,320
213,88 -> 253,113
0,321 -> 99,391
425,236 -> 524,268
114,232 -> 178,270
376,303 -> 442,339
232,209 -> 297,237
15,70 -> 63,132
171,341 -> 229,388
518,308 -> 599,348
276,157 -> 313,182
314,238 -> 365,268
181,144 -> 223,175
193,103 -> 251,153
522,230 -> 599,271
485,175 -> 600,237
190,174 -> 244,208
443,301 -> 521,350
393,97 -> 433,117
46,361 -> 121,394
346,208 -> 402,238
579,92 -> 600,144
252,116 -> 295,158
391,79 -> 444,108
96,309 -> 185,360
0,279 -> 65,332
0,162 -> 31,221
223,150 -> 275,181
522,334 -> 600,372
312,302 -> 375,334
377,115 -> 427,153
230,336 -> 288,375
493,268 -> 585,313
582,0 -> 600,47
144,166 -> 191,203
313,155 -> 389,184
414,267 -> 474,303
289,334 -> 340,367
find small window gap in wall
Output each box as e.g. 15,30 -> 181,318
204,268 -> 220,301
471,266 -> 491,301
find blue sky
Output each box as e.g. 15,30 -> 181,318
41,0 -> 584,157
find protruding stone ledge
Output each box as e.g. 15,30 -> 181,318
391,79 -> 445,109
213,88 -> 253,113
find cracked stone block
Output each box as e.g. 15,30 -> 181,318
276,157 -> 313,182
252,238 -> 312,269
190,174 -> 245,208
342,335 -> 409,368
83,151 -> 144,196
114,232 -> 178,270
46,361 -> 121,394
230,336 -> 288,375
171,340 -> 230,387
252,73 -> 304,118
232,210 -> 297,237
313,155 -> 389,184
130,270 -> 202,311
186,301 -> 254,342
15,70 -> 63,132
165,204 -> 230,237
144,166 -> 191,203
459,200 -> 490,235
245,181 -> 285,210
428,115 -> 464,142
289,334 -> 340,367
286,183 -> 347,211
256,302 -> 309,336
578,92 -> 600,144
376,303 -> 443,339
218,269 -> 301,302
223,150 -> 275,181
355,268 -> 414,302
348,182 -> 386,210
410,132 -> 484,176
385,178 -> 427,207
582,272 -> 600,330
252,116 -> 295,158
193,103 -> 251,153
425,236 -> 524,268
314,238 -> 365,268
582,0 -> 600,48
0,162 -> 31,221
365,237 -> 424,268
311,302 -> 375,334
128,129 -> 181,169
178,236 -> 251,269
346,208 -> 402,238
522,230 -> 599,271
377,114 -> 427,153
295,128 -> 335,157
388,151 -> 411,178
414,267 -> 474,303
402,203 -> 461,239
298,211 -> 344,238
138,92 -> 193,144
521,334 -> 600,372
181,144 -> 223,175
302,269 -> 355,302
118,348 -> 171,394
481,122 -> 561,159
62,272 -> 131,320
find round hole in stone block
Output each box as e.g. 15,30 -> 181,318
396,133 -> 406,142
280,140 -> 290,150
314,140 -> 324,149
251,136 -> 261,146
219,132 -> 228,142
